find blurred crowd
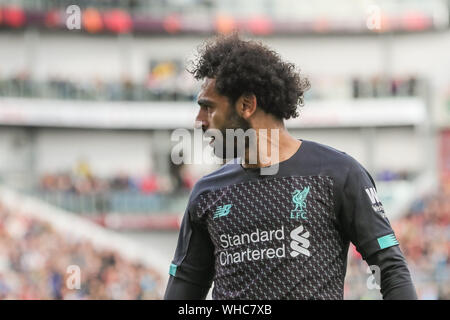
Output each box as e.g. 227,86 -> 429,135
351,76 -> 421,99
0,69 -> 198,102
345,181 -> 450,300
0,70 -> 423,102
34,160 -> 198,215
0,200 -> 163,299
40,171 -> 162,195
376,169 -> 414,182
38,160 -> 195,196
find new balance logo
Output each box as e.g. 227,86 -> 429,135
213,204 -> 233,219
290,225 -> 310,257
365,187 -> 386,218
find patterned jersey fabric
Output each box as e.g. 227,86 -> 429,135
169,139 -> 398,299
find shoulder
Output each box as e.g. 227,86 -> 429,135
302,139 -> 372,184
187,159 -> 242,205
304,140 -> 364,168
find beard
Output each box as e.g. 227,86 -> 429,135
209,107 -> 253,161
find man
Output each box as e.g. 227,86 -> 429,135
164,34 -> 417,300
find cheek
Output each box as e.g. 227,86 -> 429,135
211,110 -> 224,126
210,103 -> 233,128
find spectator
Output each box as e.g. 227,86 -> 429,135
0,200 -> 163,299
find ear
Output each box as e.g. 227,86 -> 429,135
235,94 -> 257,120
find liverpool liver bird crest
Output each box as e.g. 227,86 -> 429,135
290,186 -> 310,220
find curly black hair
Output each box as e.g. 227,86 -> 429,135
188,33 -> 310,120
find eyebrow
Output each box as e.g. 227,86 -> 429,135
197,98 -> 215,107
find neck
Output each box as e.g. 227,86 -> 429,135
241,125 -> 301,169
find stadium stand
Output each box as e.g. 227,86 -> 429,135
0,186 -> 166,299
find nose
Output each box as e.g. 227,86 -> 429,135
195,108 -> 209,129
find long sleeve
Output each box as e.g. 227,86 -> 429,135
163,202 -> 215,300
366,245 -> 417,300
164,275 -> 210,300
